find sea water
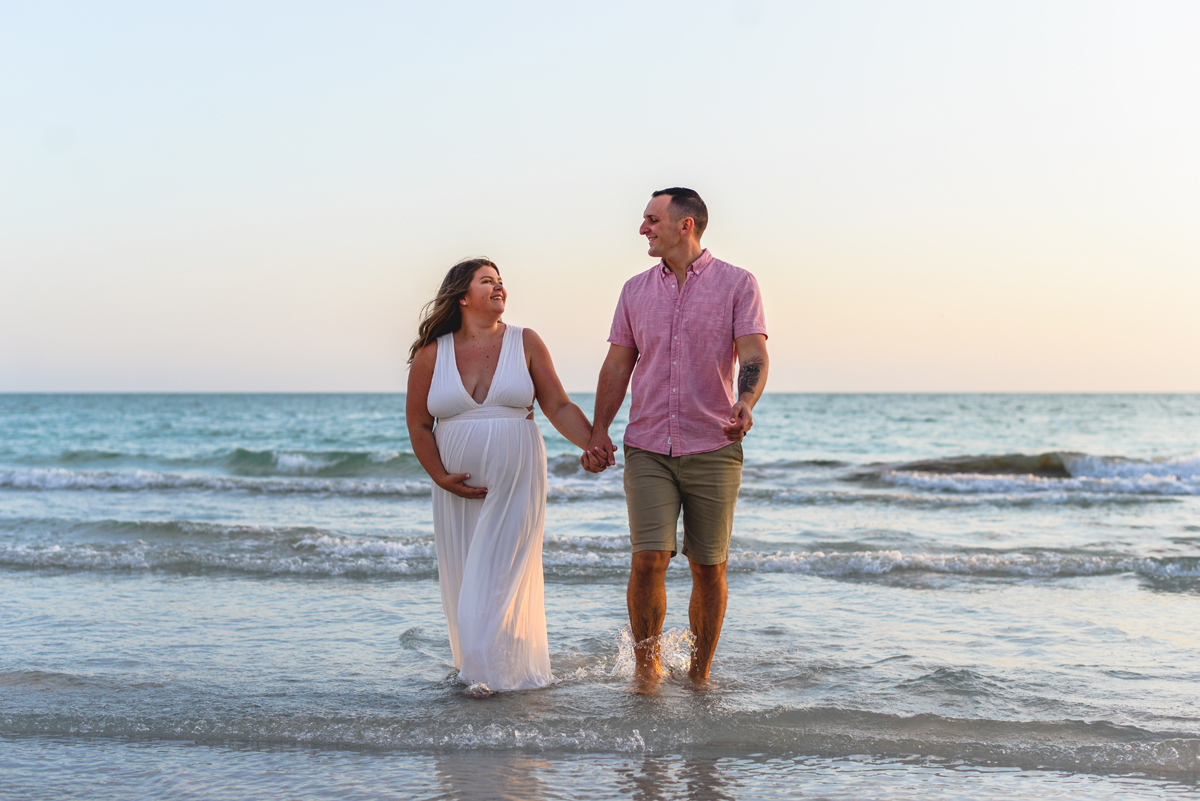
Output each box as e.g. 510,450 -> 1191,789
1,393 -> 1198,799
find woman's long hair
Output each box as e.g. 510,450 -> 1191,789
407,258 -> 500,364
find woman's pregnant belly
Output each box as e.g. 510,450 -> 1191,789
434,418 -> 544,490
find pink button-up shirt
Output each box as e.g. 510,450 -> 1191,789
608,249 -> 767,456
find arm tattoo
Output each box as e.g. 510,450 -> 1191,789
738,358 -> 764,397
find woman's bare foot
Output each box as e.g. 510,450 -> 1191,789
462,682 -> 496,698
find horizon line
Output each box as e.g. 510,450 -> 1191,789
2,390 -> 1197,396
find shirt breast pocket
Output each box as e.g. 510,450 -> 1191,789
683,302 -> 731,342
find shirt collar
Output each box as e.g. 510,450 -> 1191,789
658,248 -> 712,278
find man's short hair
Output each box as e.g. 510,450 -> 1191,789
652,187 -> 708,238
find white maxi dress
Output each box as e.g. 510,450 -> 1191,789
426,324 -> 553,691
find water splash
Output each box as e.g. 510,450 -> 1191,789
609,625 -> 696,679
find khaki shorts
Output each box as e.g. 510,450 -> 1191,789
623,442 -> 743,565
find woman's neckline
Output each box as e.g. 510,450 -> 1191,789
450,323 -> 509,406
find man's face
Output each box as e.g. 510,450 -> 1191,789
639,194 -> 681,259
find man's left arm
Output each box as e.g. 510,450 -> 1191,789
722,334 -> 769,441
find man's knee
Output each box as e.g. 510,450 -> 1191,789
631,549 -> 672,579
689,558 -> 727,585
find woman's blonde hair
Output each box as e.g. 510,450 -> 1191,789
407,258 -> 500,364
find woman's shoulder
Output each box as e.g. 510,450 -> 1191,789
520,326 -> 551,362
411,340 -> 439,368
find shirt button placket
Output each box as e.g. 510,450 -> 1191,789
670,291 -> 681,453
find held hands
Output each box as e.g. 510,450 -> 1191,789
436,472 -> 488,499
580,431 -> 617,473
579,405 -> 750,468
722,400 -> 753,442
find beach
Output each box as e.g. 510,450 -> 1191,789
2,392 -> 1199,798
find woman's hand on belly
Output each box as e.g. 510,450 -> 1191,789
435,472 -> 488,499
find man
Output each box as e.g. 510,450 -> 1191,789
582,187 -> 768,689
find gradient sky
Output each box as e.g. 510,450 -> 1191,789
3,1 -> 1198,392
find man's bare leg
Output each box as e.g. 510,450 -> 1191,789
687,559 -> 728,685
628,549 -> 672,690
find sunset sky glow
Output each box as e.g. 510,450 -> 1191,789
3,1 -> 1198,392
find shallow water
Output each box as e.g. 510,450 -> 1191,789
2,393 -> 1199,798
4,738 -> 1199,800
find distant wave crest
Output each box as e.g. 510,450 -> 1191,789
0,467 -> 433,498
224,448 -> 422,478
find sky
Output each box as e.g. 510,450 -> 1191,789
3,0 -> 1198,392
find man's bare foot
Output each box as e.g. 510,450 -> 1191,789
632,661 -> 664,694
632,675 -> 662,695
631,634 -> 663,693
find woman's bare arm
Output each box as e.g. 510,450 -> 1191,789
524,328 -> 593,450
406,343 -> 487,499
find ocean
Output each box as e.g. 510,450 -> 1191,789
2,393 -> 1198,799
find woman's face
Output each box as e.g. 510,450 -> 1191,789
461,265 -> 506,315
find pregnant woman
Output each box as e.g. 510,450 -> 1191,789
406,258 -> 594,696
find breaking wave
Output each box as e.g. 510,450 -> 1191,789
3,522 -> 1195,583
6,452 -> 1198,505
864,452 -> 1200,496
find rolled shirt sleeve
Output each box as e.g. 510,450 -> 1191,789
733,272 -> 768,340
607,284 -> 638,349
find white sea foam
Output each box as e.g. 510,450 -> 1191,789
0,541 -> 428,576
0,465 -> 625,501
0,542 -> 154,571
273,453 -> 336,474
882,470 -> 1200,496
728,549 -> 1200,579
5,534 -> 1195,582
10,457 -> 1194,506
0,467 -> 432,497
293,534 -> 437,560
543,534 -> 630,551
1063,453 -> 1200,480
879,452 -> 1200,497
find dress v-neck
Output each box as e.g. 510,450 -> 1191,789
450,324 -> 508,406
